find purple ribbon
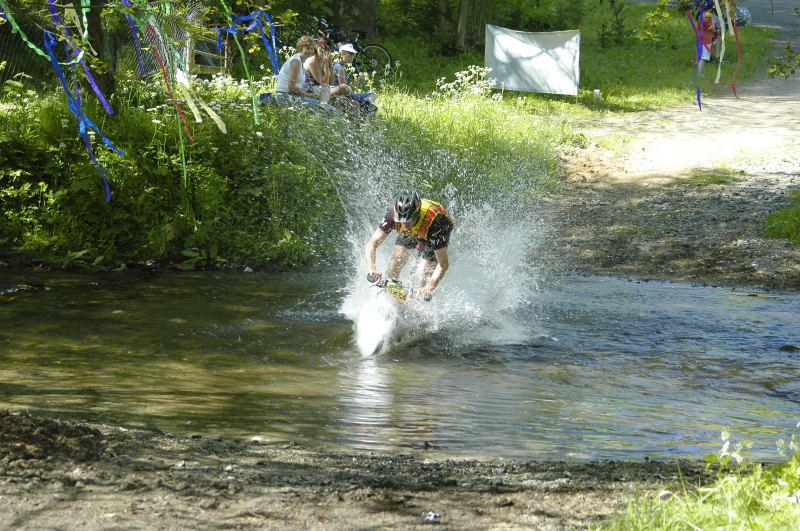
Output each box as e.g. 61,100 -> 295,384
47,0 -> 114,115
685,9 -> 703,110
43,30 -> 124,202
118,0 -> 146,75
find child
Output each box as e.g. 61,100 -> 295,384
331,43 -> 377,114
697,12 -> 718,73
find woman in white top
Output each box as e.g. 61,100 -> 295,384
274,36 -> 318,104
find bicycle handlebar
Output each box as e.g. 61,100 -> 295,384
367,274 -> 432,301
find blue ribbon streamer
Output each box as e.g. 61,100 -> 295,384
125,15 -> 147,75
216,10 -> 280,76
47,0 -> 114,115
43,30 -> 124,202
261,11 -> 280,75
686,9 -> 703,111
117,0 -> 146,75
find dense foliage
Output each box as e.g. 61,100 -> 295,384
0,0 -> 776,270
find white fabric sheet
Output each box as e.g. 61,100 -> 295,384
485,24 -> 580,96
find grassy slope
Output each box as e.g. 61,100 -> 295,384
0,2 -> 775,268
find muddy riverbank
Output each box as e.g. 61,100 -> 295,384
1,410 -> 713,530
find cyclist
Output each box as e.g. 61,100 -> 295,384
365,189 -> 454,300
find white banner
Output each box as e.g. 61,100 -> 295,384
485,24 -> 580,96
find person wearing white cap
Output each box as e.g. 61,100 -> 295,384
332,42 -> 378,114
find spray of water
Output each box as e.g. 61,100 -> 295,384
323,118 -> 548,356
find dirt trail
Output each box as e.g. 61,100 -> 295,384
545,0 -> 800,289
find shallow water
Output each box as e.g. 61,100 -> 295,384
1,271 -> 798,460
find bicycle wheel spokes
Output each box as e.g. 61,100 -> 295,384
355,44 -> 393,78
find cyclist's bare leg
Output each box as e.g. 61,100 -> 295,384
386,245 -> 411,280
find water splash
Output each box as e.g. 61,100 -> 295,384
328,120 -> 548,355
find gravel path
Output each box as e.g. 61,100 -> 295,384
546,0 -> 800,290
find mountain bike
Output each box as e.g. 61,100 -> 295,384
316,18 -> 393,79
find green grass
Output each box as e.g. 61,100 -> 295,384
765,191 -> 800,244
380,2 -> 773,114
600,432 -> 800,530
676,168 -> 739,187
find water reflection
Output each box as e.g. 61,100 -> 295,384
339,355 -> 394,450
1,271 -> 799,460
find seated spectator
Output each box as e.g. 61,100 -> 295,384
303,36 -> 334,104
331,43 -> 377,114
262,36 -> 319,106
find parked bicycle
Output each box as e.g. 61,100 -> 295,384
316,18 -> 393,79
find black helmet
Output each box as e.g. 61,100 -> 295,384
394,189 -> 421,223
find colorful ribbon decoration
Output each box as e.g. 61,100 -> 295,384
712,0 -> 725,84
123,5 -> 227,135
0,0 -> 83,65
685,8 -> 704,110
175,68 -> 228,133
118,0 -> 146,75
47,0 -> 113,115
43,30 -> 124,202
261,11 -> 280,76
216,10 -> 280,76
729,7 -> 742,97
146,25 -> 196,143
10,0 -> 234,198
217,1 -> 285,124
64,0 -> 92,47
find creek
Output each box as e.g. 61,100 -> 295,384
2,270 -> 798,461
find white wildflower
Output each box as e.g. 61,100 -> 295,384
720,440 -> 730,456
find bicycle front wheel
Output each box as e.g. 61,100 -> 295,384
355,44 -> 393,78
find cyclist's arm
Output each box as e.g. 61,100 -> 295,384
365,228 -> 389,276
422,247 -> 449,293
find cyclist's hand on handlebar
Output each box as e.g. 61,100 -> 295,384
416,285 -> 433,302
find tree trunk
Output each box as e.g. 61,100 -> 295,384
456,0 -> 470,51
438,0 -> 449,36
85,0 -> 116,96
333,0 -> 377,39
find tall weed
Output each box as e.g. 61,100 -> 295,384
600,429 -> 800,530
